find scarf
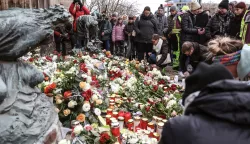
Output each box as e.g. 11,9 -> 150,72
213,50 -> 241,66
218,13 -> 230,36
153,38 -> 163,55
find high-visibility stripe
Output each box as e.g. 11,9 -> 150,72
240,10 -> 249,44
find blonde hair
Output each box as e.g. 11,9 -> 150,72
207,37 -> 243,57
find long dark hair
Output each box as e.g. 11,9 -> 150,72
116,18 -> 123,26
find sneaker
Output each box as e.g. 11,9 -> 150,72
179,71 -> 185,78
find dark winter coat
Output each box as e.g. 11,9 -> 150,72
228,14 -> 244,39
166,14 -> 175,35
181,11 -> 198,43
155,14 -> 168,36
205,12 -> 232,39
152,39 -> 169,66
99,19 -> 112,41
134,13 -> 159,43
180,42 -> 209,72
159,80 -> 250,144
124,22 -> 135,40
110,19 -> 117,28
195,11 -> 209,45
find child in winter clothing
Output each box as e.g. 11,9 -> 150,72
124,15 -> 136,59
112,17 -> 125,56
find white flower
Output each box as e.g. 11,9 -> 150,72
82,103 -> 91,112
92,94 -> 98,101
128,137 -> 139,144
68,100 -> 77,108
86,76 -> 92,83
94,108 -> 101,116
52,55 -> 57,62
98,75 -> 103,80
166,100 -> 177,109
58,139 -> 71,144
69,67 -> 76,72
73,125 -> 84,135
151,138 -> 158,144
56,99 -> 63,104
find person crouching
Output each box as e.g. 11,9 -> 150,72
148,34 -> 169,68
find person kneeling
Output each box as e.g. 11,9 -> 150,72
148,34 -> 170,68
180,41 -> 210,77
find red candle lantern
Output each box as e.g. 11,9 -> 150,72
127,119 -> 134,131
124,112 -> 131,123
107,108 -> 113,115
141,118 -> 148,130
112,111 -> 118,119
118,111 -> 125,117
111,122 -> 120,137
106,115 -> 111,126
153,132 -> 160,141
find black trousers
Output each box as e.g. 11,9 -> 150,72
55,34 -> 75,56
136,42 -> 153,61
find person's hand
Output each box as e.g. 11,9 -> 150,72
128,33 -> 131,36
101,32 -> 104,36
148,52 -> 152,56
198,28 -> 205,35
151,64 -> 157,68
162,36 -> 167,40
184,71 -> 190,77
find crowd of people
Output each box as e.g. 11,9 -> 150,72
53,0 -> 250,79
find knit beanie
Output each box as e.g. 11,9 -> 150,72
182,5 -> 190,12
158,4 -> 164,10
218,0 -> 229,10
182,62 -> 233,105
190,0 -> 201,11
128,15 -> 134,20
235,2 -> 247,10
237,45 -> 250,79
170,6 -> 179,12
144,6 -> 151,12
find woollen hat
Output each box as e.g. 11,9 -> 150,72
182,5 -> 190,12
182,62 -> 234,105
190,0 -> 201,11
144,6 -> 151,11
237,45 -> 250,79
158,4 -> 164,10
235,2 -> 247,10
218,0 -> 229,10
170,6 -> 179,12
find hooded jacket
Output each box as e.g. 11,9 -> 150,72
155,13 -> 168,36
69,3 -> 90,32
180,11 -> 198,42
160,80 -> 250,144
134,13 -> 159,43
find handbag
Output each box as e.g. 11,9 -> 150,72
156,53 -> 171,65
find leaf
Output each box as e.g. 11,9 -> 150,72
94,137 -> 100,144
90,130 -> 100,137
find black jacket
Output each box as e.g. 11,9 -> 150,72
160,80 -> 250,144
99,19 -> 112,41
228,12 -> 245,39
205,12 -> 232,39
180,42 -> 209,72
134,13 -> 159,43
155,14 -> 168,36
181,11 -> 198,42
152,39 -> 169,66
124,22 -> 135,40
195,11 -> 209,45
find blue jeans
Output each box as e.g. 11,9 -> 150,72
148,54 -> 156,64
103,40 -> 110,51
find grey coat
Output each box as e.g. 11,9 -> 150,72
99,19 -> 112,41
155,14 -> 168,36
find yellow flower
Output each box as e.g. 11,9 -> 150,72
56,99 -> 63,104
79,82 -> 86,89
63,109 -> 71,116
95,99 -> 103,105
76,113 -> 86,122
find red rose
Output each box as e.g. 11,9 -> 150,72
64,91 -> 72,99
73,60 -> 77,64
99,132 -> 110,144
171,84 -> 177,91
29,58 -> 34,62
81,89 -> 92,101
45,56 -> 52,62
44,86 -> 50,94
153,85 -> 158,91
49,83 -> 56,89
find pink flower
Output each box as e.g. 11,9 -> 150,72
171,111 -> 177,117
84,124 -> 93,131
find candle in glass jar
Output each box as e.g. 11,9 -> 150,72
111,122 -> 120,137
124,112 -> 131,123
147,122 -> 155,133
107,108 -> 113,115
152,116 -> 158,124
157,122 -> 164,138
153,132 -> 160,141
127,119 -> 134,131
162,119 -> 167,123
118,111 -> 125,117
106,115 -> 111,126
134,116 -> 141,132
118,116 -> 124,130
109,103 -> 115,109
113,112 -> 118,119
110,94 -> 116,100
141,118 -> 148,129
